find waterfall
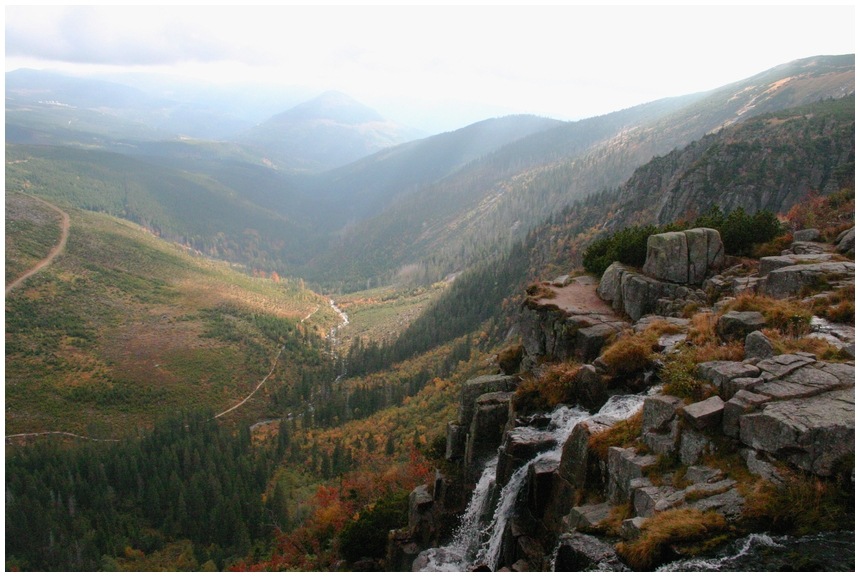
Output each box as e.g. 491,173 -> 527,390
417,457 -> 499,571
417,394 -> 647,571
475,405 -> 588,570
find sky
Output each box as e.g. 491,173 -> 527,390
5,3 -> 857,133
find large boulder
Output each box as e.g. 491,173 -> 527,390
643,228 -> 724,285
739,387 -> 855,476
717,311 -> 766,341
643,231 -> 690,284
836,226 -> 854,256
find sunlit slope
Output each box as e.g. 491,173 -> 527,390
5,193 -> 338,437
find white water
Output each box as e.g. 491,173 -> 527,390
327,298 -> 350,381
476,405 -> 588,570
419,394 -> 647,572
657,533 -> 782,572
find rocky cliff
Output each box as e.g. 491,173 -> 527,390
391,226 -> 854,571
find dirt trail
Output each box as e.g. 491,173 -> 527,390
212,346 -> 284,420
6,195 -> 71,296
536,276 -> 619,319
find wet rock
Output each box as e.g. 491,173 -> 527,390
682,396 -> 725,430
717,311 -> 766,341
739,388 -> 855,476
496,428 -> 556,486
566,501 -> 612,531
554,533 -> 627,572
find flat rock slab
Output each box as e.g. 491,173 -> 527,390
761,261 -> 855,299
739,388 -> 855,476
536,276 -> 621,318
756,354 -> 815,381
682,396 -> 725,430
759,253 -> 834,275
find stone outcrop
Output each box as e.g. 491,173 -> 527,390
760,261 -> 855,299
643,228 -> 724,285
836,226 -> 855,256
598,262 -> 707,322
739,387 -> 855,476
520,275 -> 629,368
554,533 -> 627,572
396,226 -> 854,571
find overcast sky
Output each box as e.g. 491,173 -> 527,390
5,4 -> 856,132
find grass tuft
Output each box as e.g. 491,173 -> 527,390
616,508 -> 728,570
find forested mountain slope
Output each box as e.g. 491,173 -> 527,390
375,94 -> 855,368
304,56 -> 855,290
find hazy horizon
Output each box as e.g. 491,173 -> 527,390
6,4 -> 856,133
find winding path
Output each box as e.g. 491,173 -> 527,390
212,346 -> 284,420
5,431 -> 119,443
6,195 -> 71,296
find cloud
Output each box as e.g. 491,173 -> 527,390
6,6 -> 238,66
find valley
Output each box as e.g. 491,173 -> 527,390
4,54 -> 855,571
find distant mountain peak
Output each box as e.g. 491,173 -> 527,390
275,91 -> 385,125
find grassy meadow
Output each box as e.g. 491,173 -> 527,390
5,192 -> 338,437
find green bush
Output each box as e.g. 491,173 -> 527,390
339,490 -> 409,563
582,225 -> 658,275
582,207 -> 783,276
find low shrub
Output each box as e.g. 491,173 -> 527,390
742,456 -> 854,535
512,361 -> 581,412
339,490 -> 409,563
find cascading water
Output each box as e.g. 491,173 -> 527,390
657,531 -> 855,572
419,395 -> 646,572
